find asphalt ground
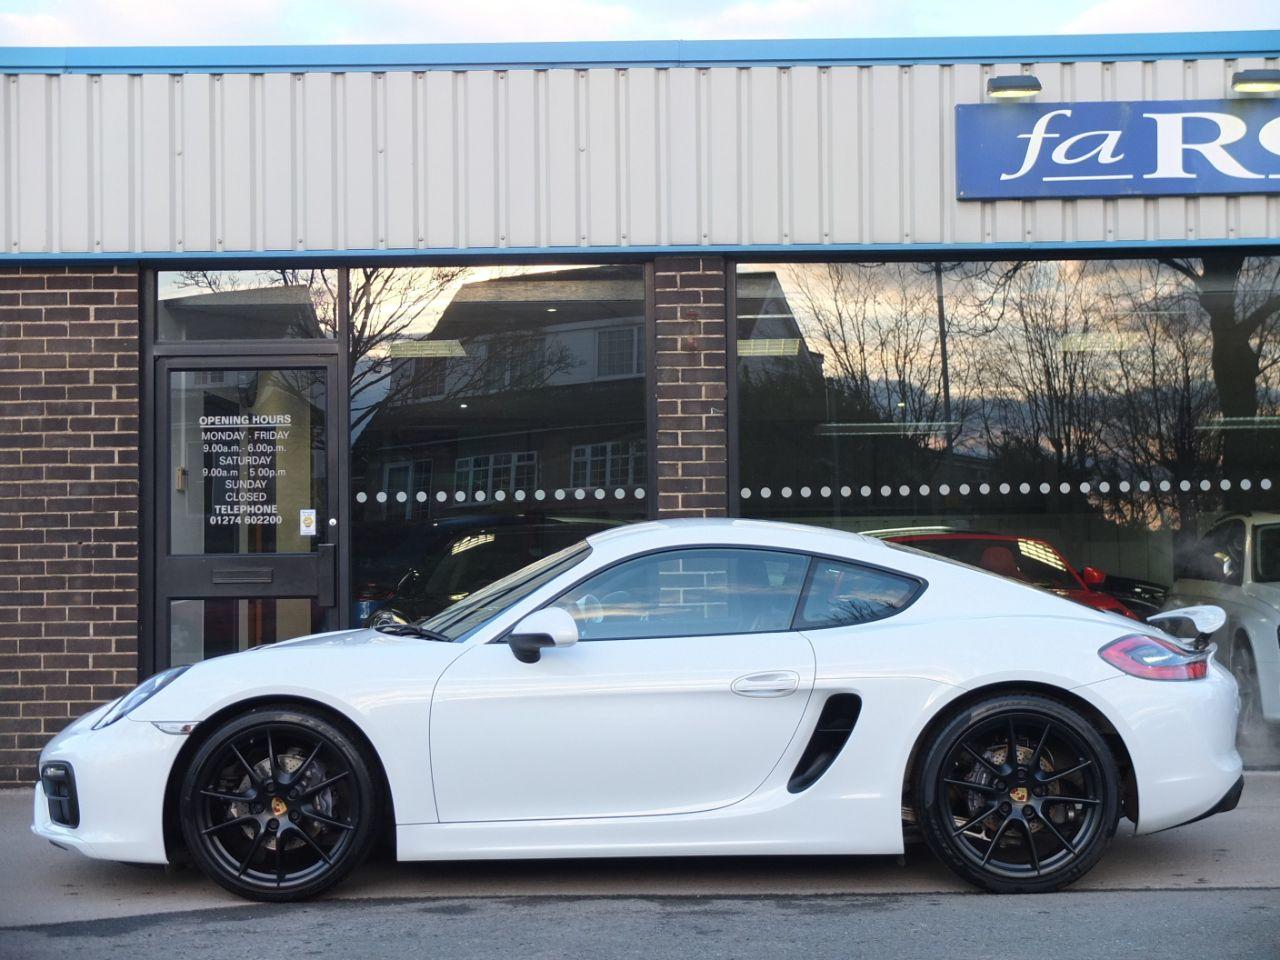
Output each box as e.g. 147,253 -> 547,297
1,773 -> 1276,957
1,889 -> 1277,960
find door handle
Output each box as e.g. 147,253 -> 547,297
732,670 -> 800,698
211,568 -> 273,585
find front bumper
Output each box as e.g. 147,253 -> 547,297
31,708 -> 188,864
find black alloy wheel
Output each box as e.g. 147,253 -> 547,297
179,708 -> 380,902
916,694 -> 1120,893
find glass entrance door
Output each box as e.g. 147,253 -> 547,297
154,358 -> 340,667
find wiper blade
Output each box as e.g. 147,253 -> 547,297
373,623 -> 452,642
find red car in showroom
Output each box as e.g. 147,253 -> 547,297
884,531 -> 1140,620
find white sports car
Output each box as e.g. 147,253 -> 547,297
33,519 -> 1243,901
1163,511 -> 1280,747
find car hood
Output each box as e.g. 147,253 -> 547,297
131,627 -> 468,723
265,627 -> 431,650
1245,580 -> 1280,608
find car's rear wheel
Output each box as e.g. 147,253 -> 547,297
179,707 -> 379,902
915,694 -> 1120,893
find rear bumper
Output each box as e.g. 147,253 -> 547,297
1165,774 -> 1245,831
1079,664 -> 1243,834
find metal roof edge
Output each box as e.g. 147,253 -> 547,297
0,31 -> 1278,74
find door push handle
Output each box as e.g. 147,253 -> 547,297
731,670 -> 800,698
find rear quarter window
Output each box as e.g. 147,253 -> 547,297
794,558 -> 922,630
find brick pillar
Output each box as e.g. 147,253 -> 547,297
653,257 -> 730,518
0,266 -> 140,787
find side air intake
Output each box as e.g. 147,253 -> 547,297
787,694 -> 862,794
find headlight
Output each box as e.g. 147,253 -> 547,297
92,666 -> 191,730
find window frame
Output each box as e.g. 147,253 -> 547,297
570,439 -> 647,489
500,543 -> 926,644
595,325 -> 644,380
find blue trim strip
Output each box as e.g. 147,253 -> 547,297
1,238 -> 1277,266
2,32 -> 1279,74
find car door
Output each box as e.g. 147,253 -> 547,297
429,547 -> 817,822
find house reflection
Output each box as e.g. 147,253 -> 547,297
348,265 -> 651,621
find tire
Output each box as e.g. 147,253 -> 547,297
915,694 -> 1120,894
1231,639 -> 1280,754
179,707 -> 380,902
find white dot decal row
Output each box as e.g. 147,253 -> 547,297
738,478 -> 1271,500
355,487 -> 646,504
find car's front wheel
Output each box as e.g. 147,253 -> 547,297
915,694 -> 1120,893
178,707 -> 380,902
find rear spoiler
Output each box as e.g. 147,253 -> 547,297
1146,605 -> 1226,651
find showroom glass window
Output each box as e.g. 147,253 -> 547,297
735,256 -> 1280,765
347,265 -> 648,626
157,270 -> 338,340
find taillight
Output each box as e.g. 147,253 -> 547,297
1099,634 -> 1208,681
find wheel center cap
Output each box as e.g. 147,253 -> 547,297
271,797 -> 288,817
1008,786 -> 1028,803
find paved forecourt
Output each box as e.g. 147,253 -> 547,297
0,771 -> 1275,928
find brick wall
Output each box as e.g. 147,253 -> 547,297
653,257 -> 730,518
0,266 -> 140,787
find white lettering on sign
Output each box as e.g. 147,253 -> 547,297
958,98 -> 1280,200
1001,108 -> 1071,181
1142,112 -> 1263,181
1002,109 -> 1130,183
1050,129 -> 1125,167
1261,116 -> 1280,166
199,414 -> 293,427
197,412 -> 296,526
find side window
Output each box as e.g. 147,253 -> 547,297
1255,525 -> 1280,584
1185,520 -> 1245,586
795,558 -> 920,629
552,548 -> 809,641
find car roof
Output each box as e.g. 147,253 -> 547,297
889,531 -> 1037,545
583,517 -> 887,556
1229,512 -> 1280,525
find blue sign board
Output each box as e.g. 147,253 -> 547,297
956,99 -> 1280,200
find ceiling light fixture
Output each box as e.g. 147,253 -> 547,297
1231,69 -> 1280,94
986,75 -> 1042,99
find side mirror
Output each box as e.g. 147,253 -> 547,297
1147,604 -> 1227,649
508,607 -> 579,664
1080,566 -> 1106,588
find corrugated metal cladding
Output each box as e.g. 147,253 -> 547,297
3,57 -> 1280,256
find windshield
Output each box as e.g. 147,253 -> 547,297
417,541 -> 591,641
1255,525 -> 1280,583
894,536 -> 1081,591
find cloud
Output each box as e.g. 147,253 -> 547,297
1065,0 -> 1280,33
661,0 -> 890,41
0,0 -> 981,46
0,0 -> 297,44
0,0 -> 1275,47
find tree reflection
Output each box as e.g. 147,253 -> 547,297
738,255 -> 1280,532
